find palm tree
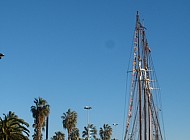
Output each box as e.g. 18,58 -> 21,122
51,131 -> 65,140
99,124 -> 112,140
31,97 -> 50,140
70,127 -> 80,140
0,111 -> 30,140
82,124 -> 97,140
61,109 -> 77,140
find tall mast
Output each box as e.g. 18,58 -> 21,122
136,11 -> 143,140
142,29 -> 147,140
124,11 -> 165,140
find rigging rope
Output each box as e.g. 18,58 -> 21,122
149,55 -> 167,140
123,12 -> 166,140
122,30 -> 136,140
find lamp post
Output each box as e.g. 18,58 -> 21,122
84,106 -> 92,140
0,53 -> 4,59
113,123 -> 118,140
46,116 -> 49,140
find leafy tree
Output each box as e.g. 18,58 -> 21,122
99,124 -> 112,140
61,109 -> 77,140
51,131 -> 65,140
82,124 -> 97,140
31,97 -> 50,140
0,111 -> 30,140
70,127 -> 80,140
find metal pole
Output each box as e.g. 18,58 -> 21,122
84,106 -> 92,140
46,116 -> 49,140
113,123 -> 118,140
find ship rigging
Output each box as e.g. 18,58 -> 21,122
124,12 -> 166,140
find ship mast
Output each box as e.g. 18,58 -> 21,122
124,12 -> 164,140
136,11 -> 143,140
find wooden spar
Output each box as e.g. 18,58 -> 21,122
136,11 -> 143,140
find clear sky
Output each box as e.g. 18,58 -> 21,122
0,0 -> 189,140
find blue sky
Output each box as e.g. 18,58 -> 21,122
0,0 -> 189,140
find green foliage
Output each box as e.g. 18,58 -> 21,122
0,111 -> 30,140
31,97 -> 50,140
82,124 -> 97,140
61,109 -> 78,140
99,124 -> 112,140
0,99 -> 115,140
51,131 -> 65,140
70,127 -> 80,140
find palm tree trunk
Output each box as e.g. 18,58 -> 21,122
37,123 -> 41,140
68,129 -> 71,140
4,135 -> 8,140
36,112 -> 41,140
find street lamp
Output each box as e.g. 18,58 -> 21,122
0,53 -> 4,59
113,123 -> 118,140
84,106 -> 92,110
84,106 -> 92,140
